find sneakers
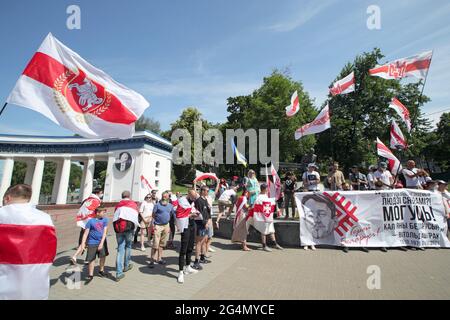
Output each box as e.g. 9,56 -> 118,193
362,247 -> 369,253
124,264 -> 134,272
85,275 -> 94,284
274,244 -> 284,250
184,265 -> 199,275
311,245 -> 316,251
115,274 -> 125,282
208,247 -> 216,253
192,262 -> 203,270
381,247 -> 388,252
177,271 -> 184,284
303,246 -> 309,251
140,245 -> 146,252
157,259 -> 167,265
263,246 -> 272,252
200,258 -> 211,264
148,261 -> 155,268
98,270 -> 107,278
343,247 -> 349,253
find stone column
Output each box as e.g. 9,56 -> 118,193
24,160 -> 36,185
81,156 -> 95,201
0,158 -> 14,199
103,153 -> 116,202
56,157 -> 71,205
31,157 -> 45,204
51,160 -> 63,203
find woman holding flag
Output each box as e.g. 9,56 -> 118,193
246,170 -> 259,207
231,189 -> 252,251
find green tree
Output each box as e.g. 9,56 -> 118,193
316,48 -> 430,172
135,115 -> 162,134
226,69 -> 318,173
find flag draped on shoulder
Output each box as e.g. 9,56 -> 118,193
6,33 -> 150,139
295,104 -> 331,140
247,194 -> 276,235
0,203 -> 57,300
113,199 -> 140,227
390,121 -> 407,150
269,163 -> 282,200
376,137 -> 402,174
175,196 -> 193,231
231,140 -> 247,167
369,50 -> 432,80
330,71 -> 355,96
389,97 -> 411,132
285,90 -> 300,117
76,193 -> 101,228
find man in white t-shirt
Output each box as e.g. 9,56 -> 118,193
374,162 -> 393,190
367,165 -> 377,190
402,160 -> 422,189
302,163 -> 320,191
138,194 -> 155,251
216,186 -> 237,228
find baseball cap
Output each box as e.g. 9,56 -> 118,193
437,180 -> 448,185
379,162 -> 387,168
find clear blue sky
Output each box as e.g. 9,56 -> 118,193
0,0 -> 449,136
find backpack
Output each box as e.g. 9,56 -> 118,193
113,218 -> 135,233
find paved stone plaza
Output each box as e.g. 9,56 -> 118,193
49,234 -> 450,300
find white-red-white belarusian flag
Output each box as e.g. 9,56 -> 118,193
390,121 -> 407,150
389,97 -> 411,132
270,163 -> 282,200
285,91 -> 300,117
330,71 -> 355,96
247,194 -> 276,235
0,203 -> 57,300
369,50 -> 432,80
76,193 -> 101,228
6,33 -> 150,139
113,200 -> 140,227
140,175 -> 152,193
376,137 -> 402,174
175,196 -> 194,231
295,104 -> 331,140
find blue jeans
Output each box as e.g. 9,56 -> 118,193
116,230 -> 133,276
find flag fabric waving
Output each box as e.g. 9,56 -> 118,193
285,90 -> 300,117
0,203 -> 57,300
231,140 -> 248,167
247,194 -> 276,235
193,172 -> 219,184
6,33 -> 150,139
389,97 -> 411,132
140,175 -> 152,193
295,104 -> 331,140
175,196 -> 194,231
390,121 -> 407,150
376,137 -> 402,174
369,50 -> 432,80
270,163 -> 282,200
330,72 -> 355,96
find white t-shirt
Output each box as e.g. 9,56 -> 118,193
402,168 -> 421,188
374,170 -> 393,190
367,172 -> 376,190
139,201 -> 154,219
219,189 -> 236,202
302,171 -> 320,191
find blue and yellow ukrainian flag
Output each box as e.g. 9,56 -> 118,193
231,140 -> 247,167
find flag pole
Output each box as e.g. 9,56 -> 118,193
413,51 -> 433,132
0,102 -> 8,117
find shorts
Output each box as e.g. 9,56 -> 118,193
218,200 -> 233,212
207,225 -> 213,238
195,220 -> 208,237
140,217 -> 151,229
152,223 -> 170,248
86,240 -> 109,262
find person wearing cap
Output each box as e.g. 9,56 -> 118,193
402,160 -> 422,189
302,164 -> 320,192
374,162 -> 393,190
246,170 -> 260,207
437,181 -> 450,231
349,165 -> 368,191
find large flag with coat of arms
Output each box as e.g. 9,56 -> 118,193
6,33 -> 150,139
